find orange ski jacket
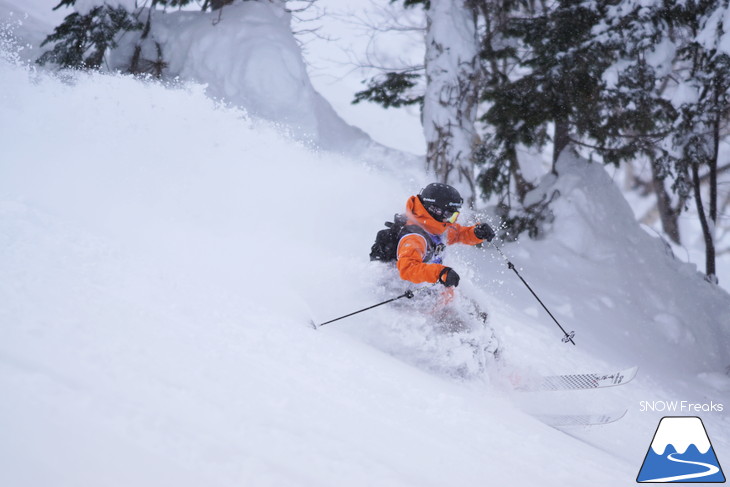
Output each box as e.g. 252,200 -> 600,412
396,195 -> 484,284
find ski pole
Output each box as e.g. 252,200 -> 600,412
490,241 -> 576,345
313,286 -> 430,329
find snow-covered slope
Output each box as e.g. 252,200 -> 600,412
0,56 -> 622,487
2,29 -> 730,487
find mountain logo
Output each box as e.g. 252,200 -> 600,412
637,416 -> 725,483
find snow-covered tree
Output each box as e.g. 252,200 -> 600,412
670,0 -> 730,282
351,0 -> 482,203
38,0 -> 297,74
353,0 -> 730,263
422,0 -> 482,204
38,2 -> 142,69
483,0 -> 609,170
591,0 -> 730,280
582,1 -> 684,243
474,0 -> 538,217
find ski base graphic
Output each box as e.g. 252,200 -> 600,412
514,366 -> 638,392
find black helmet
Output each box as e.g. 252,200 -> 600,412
419,183 -> 463,222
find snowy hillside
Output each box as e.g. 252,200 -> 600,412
2,47 -> 730,486
2,2 -> 730,486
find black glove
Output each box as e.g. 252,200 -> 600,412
474,223 -> 495,242
439,267 -> 460,287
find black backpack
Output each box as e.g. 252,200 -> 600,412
370,214 -> 436,263
369,214 -> 409,262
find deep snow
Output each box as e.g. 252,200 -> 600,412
2,51 -> 730,486
2,2 -> 730,486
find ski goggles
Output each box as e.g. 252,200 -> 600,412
430,205 -> 460,223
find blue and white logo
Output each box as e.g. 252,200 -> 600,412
637,416 -> 725,483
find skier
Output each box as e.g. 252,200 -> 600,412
391,182 -> 501,372
363,182 -> 501,375
396,182 -> 495,289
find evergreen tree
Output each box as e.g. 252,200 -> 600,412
352,0 -> 556,233
482,0 -> 609,170
593,0 -> 730,280
353,72 -> 423,109
671,2 -> 730,281
585,0 -> 684,242
353,0 -> 730,258
352,2 -> 426,117
471,0 -> 610,237
38,5 -> 142,69
38,0 -> 247,73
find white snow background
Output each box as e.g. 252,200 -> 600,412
1,2 -> 730,486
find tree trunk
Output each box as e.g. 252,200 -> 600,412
507,143 -> 534,203
129,4 -> 154,75
710,95 -> 720,228
705,104 -> 721,282
423,0 -> 481,206
210,0 -> 234,10
552,117 -> 570,173
650,154 -> 681,245
691,160 -> 716,282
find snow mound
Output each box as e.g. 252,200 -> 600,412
467,154 -> 730,380
148,3 -> 368,153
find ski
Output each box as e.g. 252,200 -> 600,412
513,366 -> 638,392
536,409 -> 627,427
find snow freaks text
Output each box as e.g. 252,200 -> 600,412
639,401 -> 724,413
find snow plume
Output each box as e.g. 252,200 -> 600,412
0,15 -> 19,64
